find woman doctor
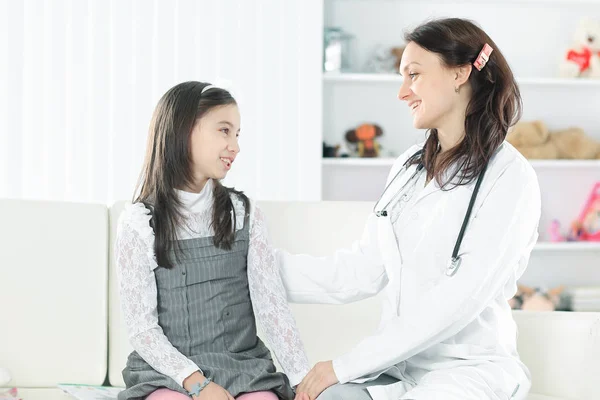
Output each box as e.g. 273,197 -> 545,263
279,18 -> 541,400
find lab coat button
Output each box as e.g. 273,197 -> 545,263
411,212 -> 418,220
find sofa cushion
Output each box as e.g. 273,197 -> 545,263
0,199 -> 108,387
108,201 -> 131,387
513,310 -> 600,400
13,388 -> 73,400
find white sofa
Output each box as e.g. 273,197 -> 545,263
1,199 -> 599,400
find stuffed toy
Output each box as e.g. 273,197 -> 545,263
510,285 -> 566,311
506,120 -> 600,159
560,18 -> 600,78
580,183 -> 600,240
0,369 -> 19,400
548,182 -> 600,242
323,141 -> 350,158
345,123 -> 383,157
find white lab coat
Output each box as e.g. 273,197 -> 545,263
278,142 -> 541,400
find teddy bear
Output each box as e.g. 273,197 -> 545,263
506,120 -> 600,159
345,123 -> 383,157
559,18 -> 600,78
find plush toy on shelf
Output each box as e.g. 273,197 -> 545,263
509,285 -> 566,311
548,219 -> 587,242
322,141 -> 351,158
560,18 -> 600,78
548,182 -> 600,242
506,120 -> 600,160
578,182 -> 600,241
0,369 -> 19,400
345,123 -> 383,157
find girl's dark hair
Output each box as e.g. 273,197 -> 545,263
134,81 -> 249,269
405,18 -> 522,188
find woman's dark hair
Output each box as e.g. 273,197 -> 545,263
405,18 -> 522,188
134,81 -> 249,269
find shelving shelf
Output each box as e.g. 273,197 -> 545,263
323,158 -> 600,168
323,73 -> 600,87
534,242 -> 600,251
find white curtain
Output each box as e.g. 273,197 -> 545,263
0,0 -> 323,204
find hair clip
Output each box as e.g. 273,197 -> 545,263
473,43 -> 493,71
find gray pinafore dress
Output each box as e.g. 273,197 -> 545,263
119,214 -> 294,400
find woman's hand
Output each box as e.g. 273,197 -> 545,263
194,382 -> 234,400
294,361 -> 339,400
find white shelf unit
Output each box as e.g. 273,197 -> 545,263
321,0 -> 600,290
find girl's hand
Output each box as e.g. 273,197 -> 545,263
195,382 -> 234,400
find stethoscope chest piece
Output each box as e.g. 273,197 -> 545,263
374,148 -> 488,279
446,256 -> 462,277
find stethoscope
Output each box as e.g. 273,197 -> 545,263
373,149 -> 488,277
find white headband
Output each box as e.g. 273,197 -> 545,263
201,85 -> 217,94
201,79 -> 235,96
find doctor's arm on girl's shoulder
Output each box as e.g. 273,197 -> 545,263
274,145 -> 421,305
330,162 -> 541,384
275,213 -> 388,305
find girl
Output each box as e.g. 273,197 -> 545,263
283,18 -> 541,400
115,82 -> 310,400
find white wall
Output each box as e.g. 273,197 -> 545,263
0,0 -> 324,204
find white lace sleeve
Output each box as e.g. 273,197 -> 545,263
247,200 -> 311,387
115,203 -> 199,387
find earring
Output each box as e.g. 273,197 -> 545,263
455,86 -> 459,93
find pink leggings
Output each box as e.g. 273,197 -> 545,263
146,388 -> 278,400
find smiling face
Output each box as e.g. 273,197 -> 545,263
397,41 -> 466,130
189,104 -> 241,188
